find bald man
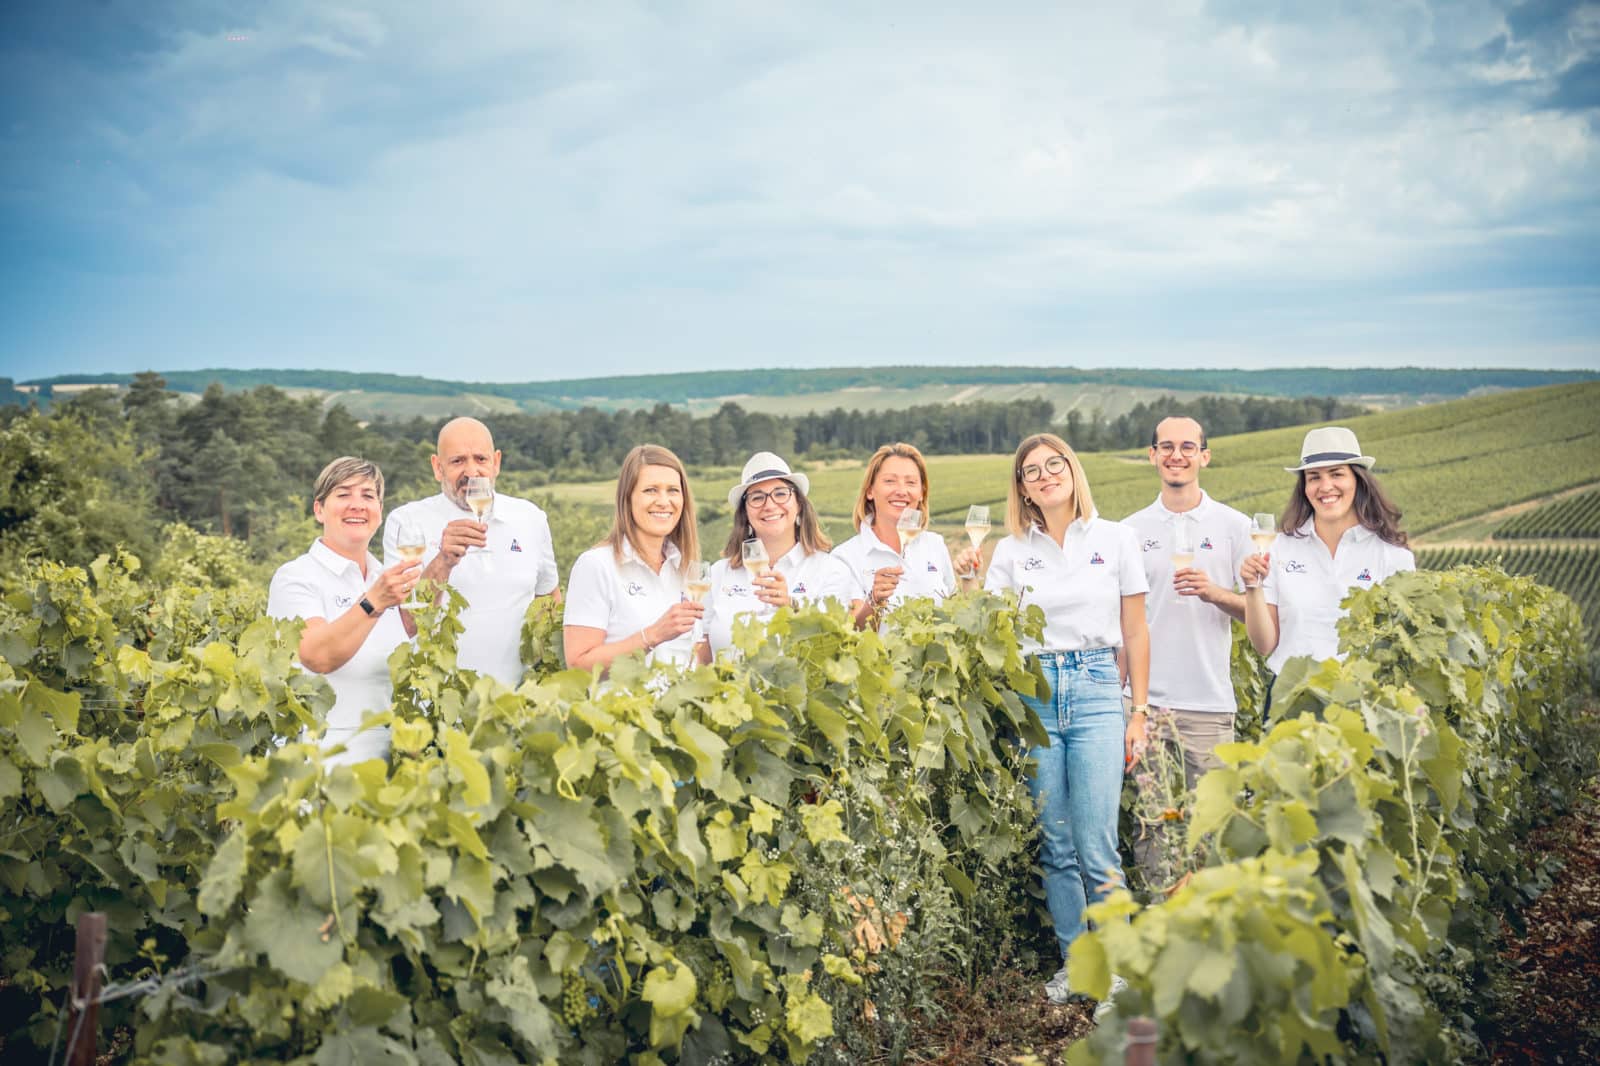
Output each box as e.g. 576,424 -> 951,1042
383,418 -> 560,685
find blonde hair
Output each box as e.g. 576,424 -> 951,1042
312,457 -> 384,506
1006,433 -> 1095,536
723,478 -> 832,566
852,442 -> 931,530
605,445 -> 699,565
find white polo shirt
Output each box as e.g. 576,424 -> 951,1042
267,539 -> 411,765
702,544 -> 859,656
384,491 -> 559,686
563,539 -> 696,668
985,516 -> 1148,655
1123,492 -> 1252,713
1262,520 -> 1416,675
832,522 -> 956,607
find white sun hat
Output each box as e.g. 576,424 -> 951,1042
727,452 -> 810,509
1286,426 -> 1376,472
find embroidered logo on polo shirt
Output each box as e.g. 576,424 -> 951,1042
728,585 -> 750,597
1142,538 -> 1161,552
793,582 -> 807,595
1356,568 -> 1373,582
510,539 -> 523,553
335,594 -> 354,609
1200,538 -> 1214,550
626,582 -> 646,597
926,562 -> 938,573
1285,560 -> 1309,574
1023,557 -> 1045,571
1089,552 -> 1105,565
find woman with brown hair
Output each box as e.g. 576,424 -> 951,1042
1241,426 -> 1414,676
832,442 -> 957,627
563,444 -> 704,672
696,452 -> 858,660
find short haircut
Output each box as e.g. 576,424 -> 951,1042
312,456 -> 384,506
1150,416 -> 1208,449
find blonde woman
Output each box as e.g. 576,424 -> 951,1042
832,442 -> 956,627
971,433 -> 1149,1011
697,452 -> 858,660
563,445 -> 703,672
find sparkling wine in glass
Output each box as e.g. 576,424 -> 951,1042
963,505 -> 990,578
1171,522 -> 1196,601
464,477 -> 495,572
683,559 -> 710,644
742,538 -> 770,578
896,509 -> 923,558
1248,512 -> 1275,588
393,518 -> 427,608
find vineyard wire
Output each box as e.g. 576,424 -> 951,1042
47,961 -> 238,1066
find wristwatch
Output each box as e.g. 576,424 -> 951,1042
359,596 -> 379,616
1129,703 -> 1151,715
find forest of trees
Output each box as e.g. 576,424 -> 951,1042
0,373 -> 1361,580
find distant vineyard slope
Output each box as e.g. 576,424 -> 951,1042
1494,487 -> 1600,540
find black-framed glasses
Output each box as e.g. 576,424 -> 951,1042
1019,454 -> 1069,483
1154,441 -> 1203,457
745,485 -> 796,508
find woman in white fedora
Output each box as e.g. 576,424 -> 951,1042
1240,426 -> 1414,679
697,452 -> 858,660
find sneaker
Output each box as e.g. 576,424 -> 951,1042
1092,974 -> 1129,1021
1043,967 -> 1073,1005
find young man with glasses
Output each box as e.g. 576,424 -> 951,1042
1121,417 -> 1251,888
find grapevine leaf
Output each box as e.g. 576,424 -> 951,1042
799,799 -> 849,846
642,960 -> 699,1049
241,869 -> 344,984
486,955 -> 558,1049
197,830 -> 248,917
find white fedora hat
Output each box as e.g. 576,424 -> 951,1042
1286,426 -> 1375,472
728,452 -> 810,509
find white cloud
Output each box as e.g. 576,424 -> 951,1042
2,0 -> 1596,377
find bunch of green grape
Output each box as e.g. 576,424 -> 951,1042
560,969 -> 595,1027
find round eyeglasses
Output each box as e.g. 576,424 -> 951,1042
1019,454 -> 1069,483
1154,441 -> 1202,457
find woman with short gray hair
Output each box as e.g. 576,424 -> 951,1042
267,456 -> 421,766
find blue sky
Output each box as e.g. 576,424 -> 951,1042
2,0 -> 1598,382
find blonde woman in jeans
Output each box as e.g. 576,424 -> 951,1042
957,432 -> 1149,1015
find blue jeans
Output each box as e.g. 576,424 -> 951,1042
1022,647 -> 1126,961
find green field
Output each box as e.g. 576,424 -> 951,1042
523,383 -> 1600,635
540,381 -> 1600,536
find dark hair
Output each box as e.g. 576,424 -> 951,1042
1281,465 -> 1408,548
1150,415 -> 1207,450
723,478 -> 831,565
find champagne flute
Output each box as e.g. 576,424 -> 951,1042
963,505 -> 990,579
896,508 -> 923,559
1248,513 -> 1275,589
683,559 -> 711,644
393,518 -> 427,609
465,476 -> 495,572
1170,521 -> 1196,602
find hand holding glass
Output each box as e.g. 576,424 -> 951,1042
962,505 -> 990,579
393,519 -> 427,609
1247,512 -> 1275,589
465,477 -> 494,572
896,509 -> 923,558
683,559 -> 711,644
1171,522 -> 1196,599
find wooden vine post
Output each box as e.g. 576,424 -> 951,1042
1124,1015 -> 1157,1066
68,911 -> 107,1066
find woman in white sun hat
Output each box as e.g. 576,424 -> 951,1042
1240,426 -> 1414,680
696,452 -> 859,660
